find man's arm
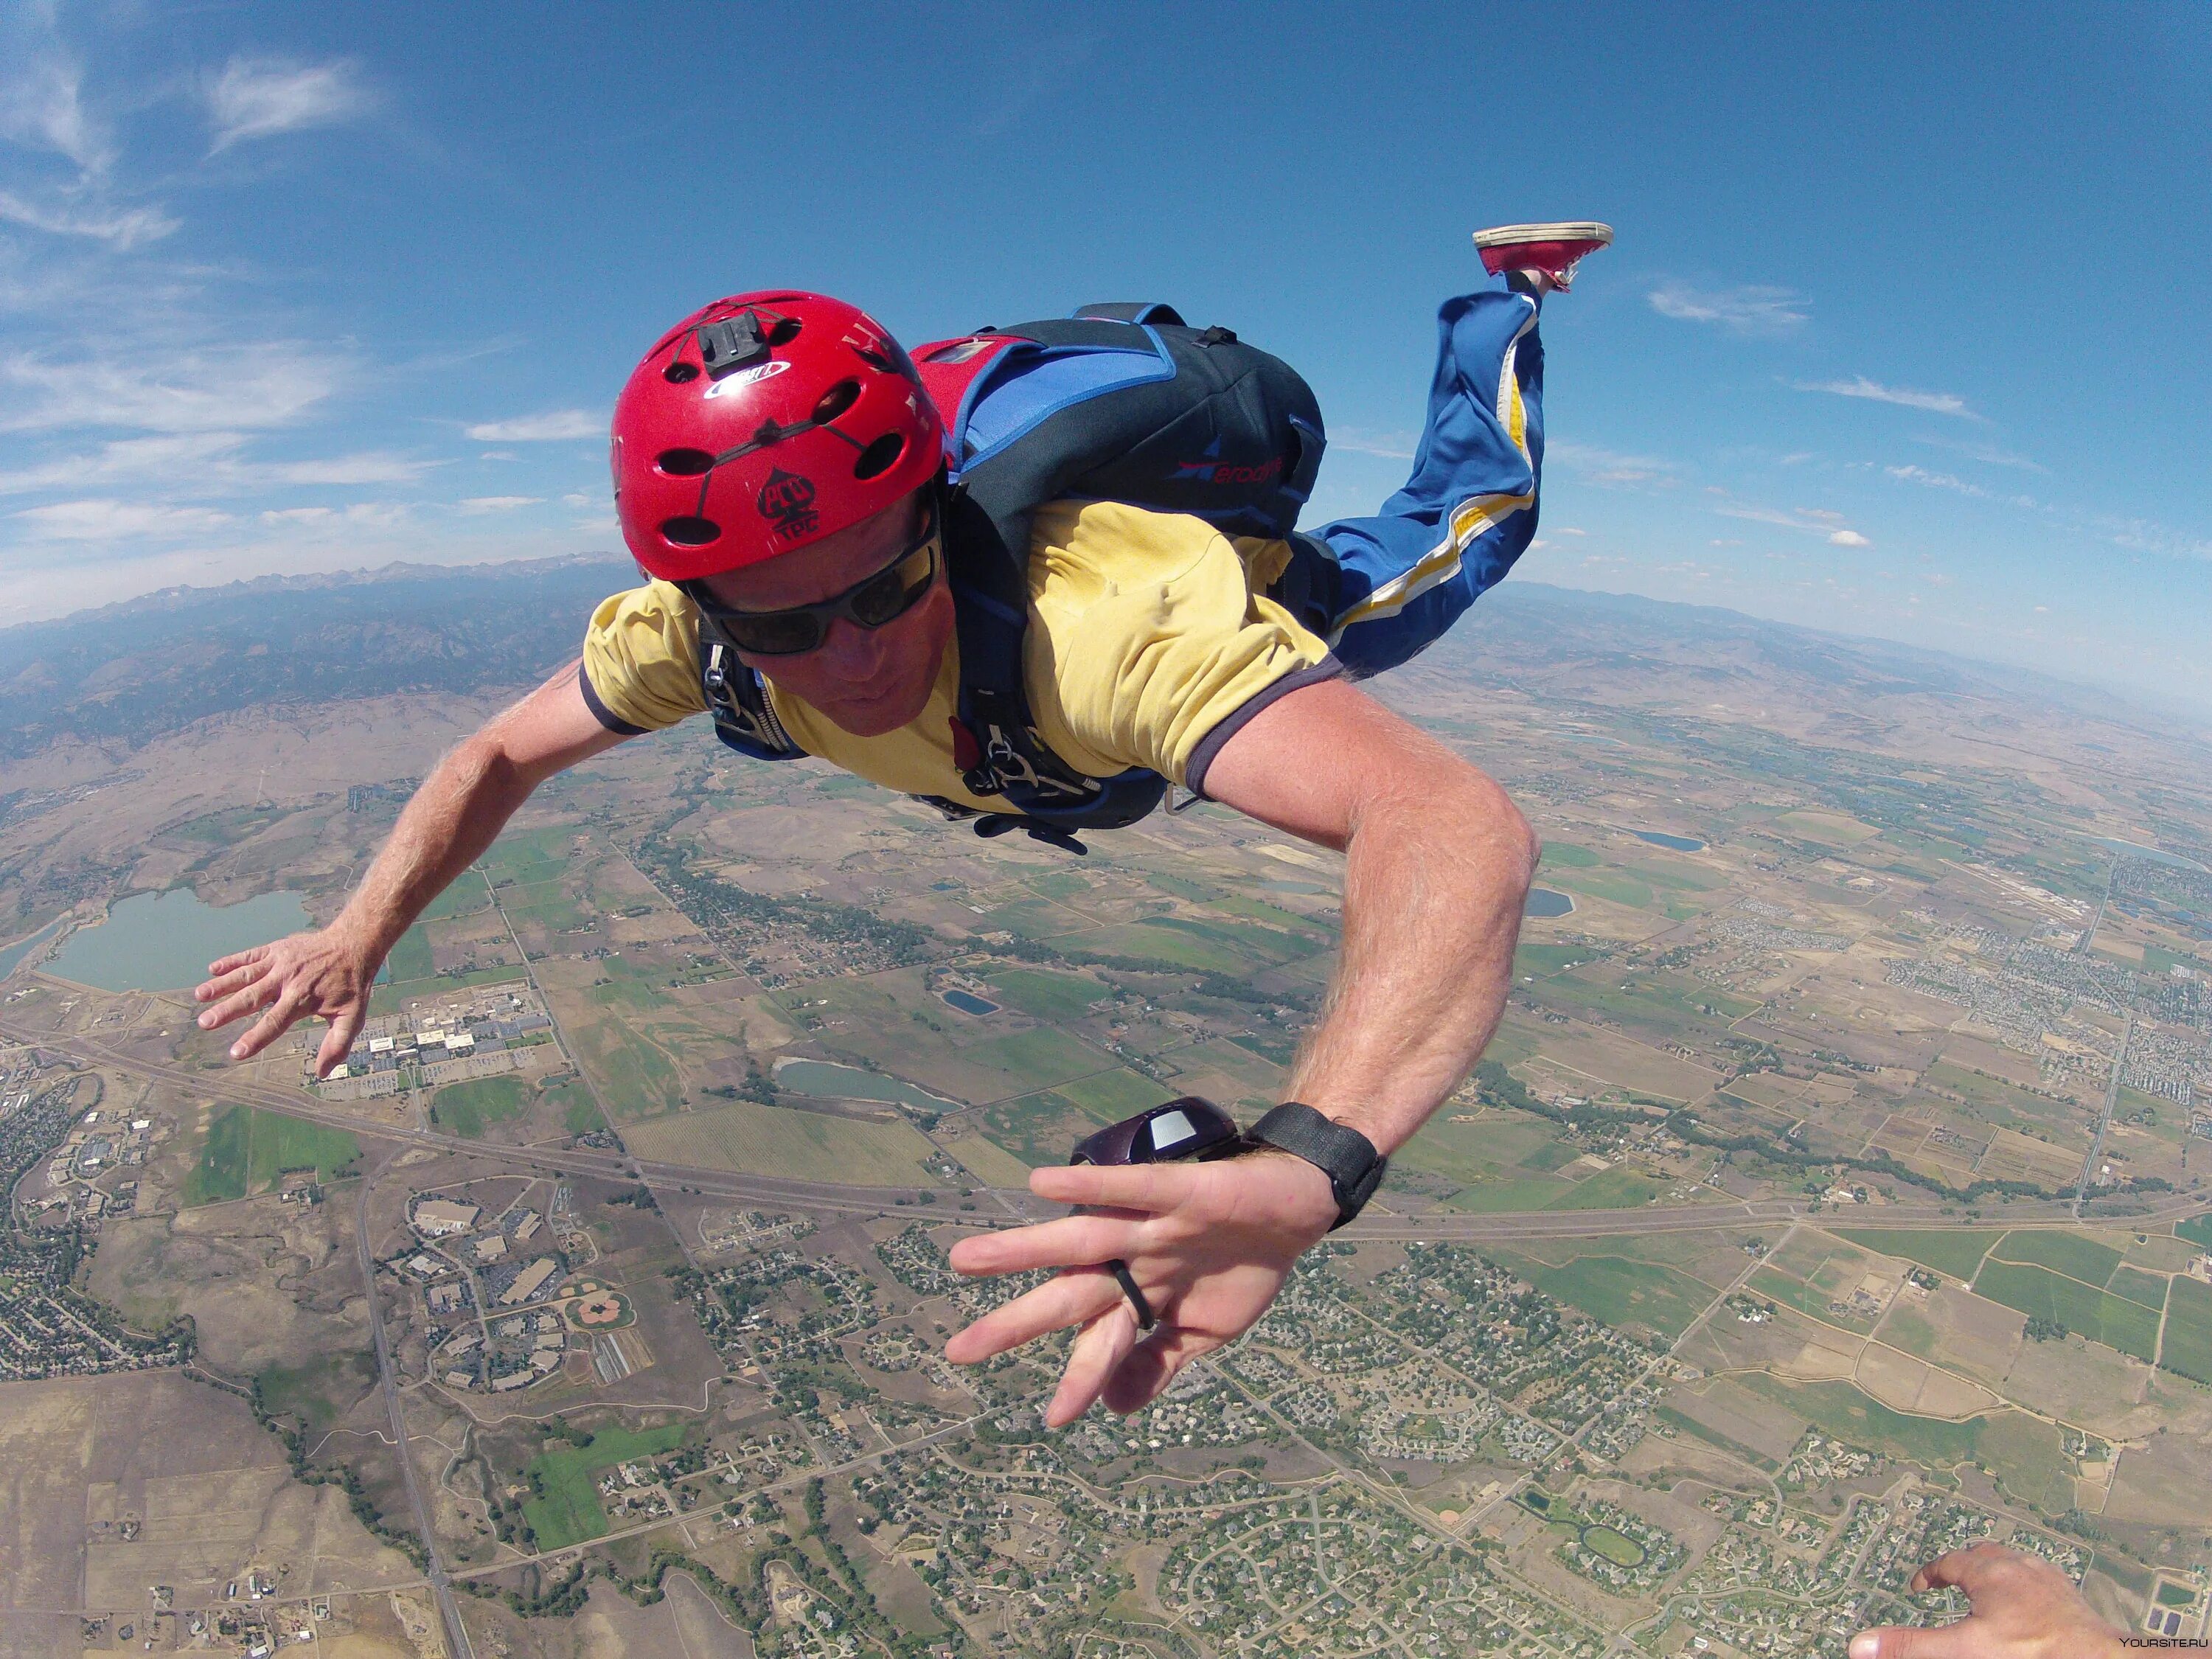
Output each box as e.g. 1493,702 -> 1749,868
194,661 -> 628,1073
945,678 -> 1537,1423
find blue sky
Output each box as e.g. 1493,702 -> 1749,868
4,1 -> 2208,714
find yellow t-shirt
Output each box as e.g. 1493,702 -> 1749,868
578,500 -> 1336,810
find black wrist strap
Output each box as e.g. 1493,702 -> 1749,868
1244,1102 -> 1386,1230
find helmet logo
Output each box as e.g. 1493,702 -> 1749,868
757,468 -> 818,540
703,359 -> 791,399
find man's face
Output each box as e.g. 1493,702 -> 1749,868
695,487 -> 952,739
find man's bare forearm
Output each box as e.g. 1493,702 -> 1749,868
1285,768 -> 1537,1154
336,736 -> 542,958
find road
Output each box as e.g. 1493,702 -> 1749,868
355,1145 -> 475,1659
10,1012 -> 2205,1244
2075,1015 -> 2135,1218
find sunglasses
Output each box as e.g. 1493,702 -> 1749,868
698,506 -> 939,656
1069,1097 -> 1244,1167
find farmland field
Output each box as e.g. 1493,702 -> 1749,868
1836,1228 -> 2003,1281
522,1424 -> 687,1549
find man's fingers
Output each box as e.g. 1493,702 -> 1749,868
203,944 -> 271,982
1848,1626 -> 1966,1659
231,987 -> 307,1061
1029,1162 -> 1193,1214
1100,1326 -> 1215,1416
947,1214 -> 1143,1277
1044,1303 -> 1141,1427
313,1004 -> 366,1079
944,1267 -> 1122,1366
194,959 -> 269,1008
198,977 -> 280,1032
1912,1545 -> 2030,1601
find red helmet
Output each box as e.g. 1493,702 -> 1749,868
611,291 -> 945,581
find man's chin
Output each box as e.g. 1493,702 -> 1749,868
822,689 -> 925,738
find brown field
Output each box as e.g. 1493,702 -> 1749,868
86,1192 -> 373,1376
2000,1337 -> 2155,1434
1939,1034 -> 2044,1088
1853,1345 -> 2001,1419
1522,1018 -> 1724,1102
0,1370 -> 412,1619
1876,1284 -> 2024,1388
1975,1127 -> 2090,1187
1662,1377 -> 1810,1466
2106,1425 -> 2212,1528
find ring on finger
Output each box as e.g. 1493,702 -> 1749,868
1107,1259 -> 1156,1331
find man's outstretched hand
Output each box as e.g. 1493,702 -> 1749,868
1853,1545 -> 2126,1659
945,1153 -> 1339,1427
193,925 -> 382,1076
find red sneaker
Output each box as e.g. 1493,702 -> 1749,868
1473,221 -> 1614,291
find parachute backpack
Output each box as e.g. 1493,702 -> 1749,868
697,303 -> 1326,851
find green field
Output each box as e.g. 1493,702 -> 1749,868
1486,1248 -> 1717,1338
1582,1524 -> 1647,1567
420,875 -> 493,921
184,1105 -> 358,1206
1973,1260 -> 2162,1362
1540,844 -> 1602,869
385,924 -> 434,983
2176,1213 -> 2212,1249
482,824 -> 578,886
1550,1165 -> 1673,1209
1444,1177 -> 1575,1213
1740,1375 -> 1988,1468
2162,1278 -> 2212,1385
182,1104 -> 253,1205
247,1113 -> 361,1190
431,1074 -> 535,1137
2107,1265 -> 2170,1311
956,1026 -> 1115,1099
1049,1066 -> 1166,1124
1989,1230 -> 2124,1287
986,970 -> 1107,1021
1834,1228 -> 2003,1281
257,1352 -> 376,1440
522,1424 -> 686,1549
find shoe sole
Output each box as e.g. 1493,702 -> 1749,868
1472,222 -> 1615,248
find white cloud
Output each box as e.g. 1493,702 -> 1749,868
0,189 -> 177,248
1,344 -> 355,434
206,58 -> 371,153
464,409 -> 602,442
1548,442 -> 1675,486
459,495 -> 542,512
1330,427 -> 1419,461
1711,496 -> 1871,546
1796,376 -> 1977,418
1648,282 -> 1808,335
1913,434 -> 2044,471
0,55 -> 111,173
0,433 -> 431,497
13,498 -> 234,540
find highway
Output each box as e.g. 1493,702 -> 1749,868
354,1146 -> 474,1659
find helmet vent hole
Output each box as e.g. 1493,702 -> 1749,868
655,448 -> 715,477
767,317 -> 802,346
853,433 -> 906,481
663,361 -> 700,384
811,379 -> 860,425
661,516 -> 721,547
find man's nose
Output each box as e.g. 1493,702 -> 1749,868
817,615 -> 890,680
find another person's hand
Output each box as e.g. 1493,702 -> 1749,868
193,924 -> 382,1075
1853,1545 -> 2126,1659
945,1153 -> 1339,1426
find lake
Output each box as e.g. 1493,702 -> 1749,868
1525,888 -> 1576,918
2092,837 -> 2207,872
0,917 -> 68,980
41,889 -> 313,992
1631,830 -> 1706,852
772,1057 -> 963,1113
942,989 -> 999,1016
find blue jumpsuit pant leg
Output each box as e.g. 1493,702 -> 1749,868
1312,288 -> 1546,678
